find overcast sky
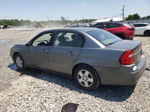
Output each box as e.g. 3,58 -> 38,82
0,0 -> 150,21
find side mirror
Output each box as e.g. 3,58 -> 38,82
26,42 -> 32,47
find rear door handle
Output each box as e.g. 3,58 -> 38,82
68,51 -> 76,56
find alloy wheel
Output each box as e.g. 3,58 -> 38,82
15,56 -> 23,69
77,69 -> 94,87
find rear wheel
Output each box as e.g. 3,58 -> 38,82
73,65 -> 100,91
14,54 -> 26,71
115,33 -> 125,39
144,30 -> 150,36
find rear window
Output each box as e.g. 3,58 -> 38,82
94,23 -> 104,29
87,29 -> 121,46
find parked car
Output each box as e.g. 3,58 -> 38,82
133,23 -> 150,36
2,24 -> 8,29
10,28 -> 146,90
91,22 -> 135,40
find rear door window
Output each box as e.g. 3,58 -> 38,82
134,24 -> 147,27
115,23 -> 123,27
53,31 -> 84,47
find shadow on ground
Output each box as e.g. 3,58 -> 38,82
134,35 -> 150,37
8,63 -> 136,102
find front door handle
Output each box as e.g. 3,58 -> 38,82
42,49 -> 48,53
68,51 -> 76,56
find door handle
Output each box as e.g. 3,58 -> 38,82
68,51 -> 76,56
42,49 -> 48,53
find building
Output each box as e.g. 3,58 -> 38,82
93,17 -> 123,23
127,19 -> 150,23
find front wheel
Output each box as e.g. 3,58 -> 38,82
73,65 -> 100,91
14,54 -> 26,71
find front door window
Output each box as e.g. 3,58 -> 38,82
32,32 -> 54,46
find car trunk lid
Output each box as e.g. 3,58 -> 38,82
107,40 -> 143,65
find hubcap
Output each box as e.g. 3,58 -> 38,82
77,70 -> 94,87
16,56 -> 23,68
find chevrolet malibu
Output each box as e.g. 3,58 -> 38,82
10,28 -> 146,90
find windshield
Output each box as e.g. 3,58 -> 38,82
87,29 -> 121,46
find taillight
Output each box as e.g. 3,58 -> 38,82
119,50 -> 134,65
127,28 -> 135,31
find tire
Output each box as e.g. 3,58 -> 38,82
144,30 -> 150,36
73,65 -> 100,91
115,33 -> 125,39
14,54 -> 26,71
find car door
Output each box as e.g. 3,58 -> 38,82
49,31 -> 84,74
135,24 -> 147,35
28,32 -> 55,69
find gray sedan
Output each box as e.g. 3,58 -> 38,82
10,28 -> 146,90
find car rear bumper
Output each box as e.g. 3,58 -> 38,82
128,34 -> 134,40
95,55 -> 146,85
125,33 -> 134,40
123,29 -> 135,40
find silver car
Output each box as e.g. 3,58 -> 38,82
10,28 -> 146,90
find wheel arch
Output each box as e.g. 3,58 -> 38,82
13,52 -> 20,61
71,63 -> 102,84
114,33 -> 125,39
144,30 -> 150,36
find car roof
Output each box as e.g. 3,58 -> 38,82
44,27 -> 99,33
133,23 -> 149,25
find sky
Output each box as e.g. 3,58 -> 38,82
0,0 -> 150,21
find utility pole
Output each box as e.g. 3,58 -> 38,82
46,15 -> 49,22
46,15 -> 50,26
82,14 -> 85,24
122,5 -> 125,21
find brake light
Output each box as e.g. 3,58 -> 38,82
127,28 -> 135,31
119,50 -> 134,65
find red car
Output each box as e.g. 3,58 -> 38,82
92,22 -> 135,40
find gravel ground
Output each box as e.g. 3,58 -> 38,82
0,28 -> 150,112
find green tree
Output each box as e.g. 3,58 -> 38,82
126,13 -> 140,20
0,19 -> 31,26
61,16 -> 67,24
133,14 -> 140,20
126,15 -> 133,20
61,16 -> 66,21
142,15 -> 150,19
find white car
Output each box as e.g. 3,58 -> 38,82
133,23 -> 150,36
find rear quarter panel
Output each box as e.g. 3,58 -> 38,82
73,48 -> 125,68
